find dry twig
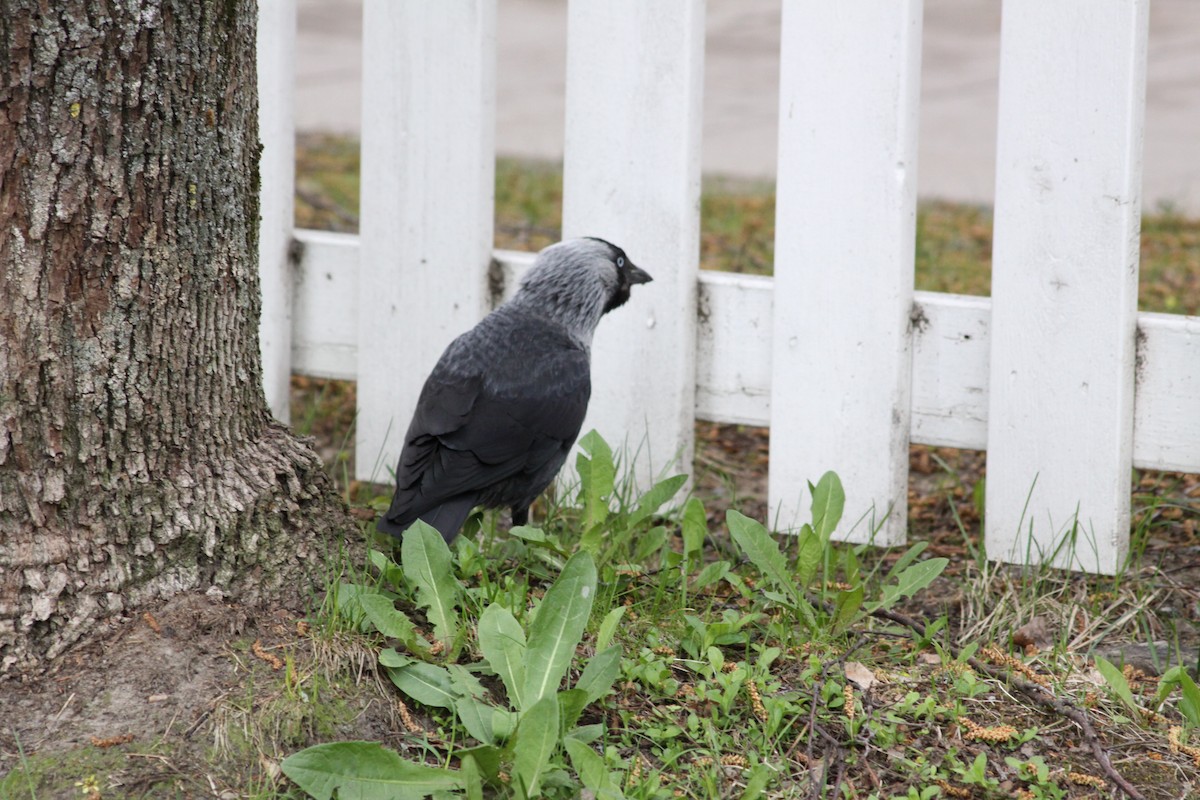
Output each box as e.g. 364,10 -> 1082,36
872,606 -> 1147,800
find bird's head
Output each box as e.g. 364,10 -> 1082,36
513,237 -> 652,342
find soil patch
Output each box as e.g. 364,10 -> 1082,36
0,593 -> 394,798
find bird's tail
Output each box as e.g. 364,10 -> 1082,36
375,515 -> 410,539
376,495 -> 477,543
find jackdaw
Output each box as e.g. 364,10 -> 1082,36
377,237 -> 652,542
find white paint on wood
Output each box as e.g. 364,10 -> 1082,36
256,0 -> 297,422
696,272 -> 774,426
272,0 -> 1194,574
490,248 -> 536,304
293,232 -> 1200,482
910,292 -> 990,450
355,0 -> 496,484
986,0 -> 1148,574
1133,312 -> 1200,473
292,230 -> 359,381
561,0 -> 706,492
769,1 -> 923,545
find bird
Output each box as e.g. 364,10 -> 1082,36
377,237 -> 652,542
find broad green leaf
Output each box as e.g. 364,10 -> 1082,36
491,707 -> 517,740
760,589 -> 790,606
757,646 -> 782,671
401,521 -> 461,646
841,546 -> 861,585
386,662 -> 458,710
810,471 -> 845,542
369,549 -> 406,588
455,696 -> 497,745
478,604 -> 527,710
379,648 -> 413,668
447,664 -> 489,699
794,596 -> 819,632
595,606 -> 625,651
964,752 -> 988,783
576,431 -> 615,531
576,645 -> 622,705
886,541 -> 929,579
706,645 -> 724,673
894,558 -> 948,597
831,585 -> 865,634
1171,671 -> 1200,724
557,688 -> 589,732
522,551 -> 597,708
693,560 -> 730,590
359,592 -> 429,653
512,696 -> 559,800
794,524 -> 823,589
726,511 -> 794,599
461,755 -> 483,800
507,525 -> 547,543
1179,669 -> 1200,726
281,741 -> 462,800
1155,666 -> 1183,707
869,558 -> 949,612
632,526 -> 667,563
759,589 -> 818,632
579,526 -> 605,557
455,745 -> 502,782
680,497 -> 707,559
564,739 -> 623,798
1159,667 -> 1200,726
568,723 -> 604,744
561,663 -> 615,735
628,474 -> 688,528
1095,655 -> 1140,715
741,763 -> 772,800
331,582 -> 395,631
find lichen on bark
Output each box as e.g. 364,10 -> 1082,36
0,0 -> 354,673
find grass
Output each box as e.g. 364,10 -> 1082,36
289,132 -> 1200,585
11,135 -> 1193,799
251,451 -> 1200,797
284,134 -> 1200,797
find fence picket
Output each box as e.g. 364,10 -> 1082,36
292,234 -> 1200,482
355,0 -> 497,484
268,2 -> 1198,574
560,0 -> 705,492
769,1 -> 923,544
987,0 -> 1148,573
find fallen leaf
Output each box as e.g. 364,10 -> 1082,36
845,661 -> 876,690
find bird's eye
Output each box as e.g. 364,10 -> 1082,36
616,257 -> 625,268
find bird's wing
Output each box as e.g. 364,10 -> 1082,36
383,336 -> 590,527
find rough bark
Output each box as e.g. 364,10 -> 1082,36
0,0 -> 353,673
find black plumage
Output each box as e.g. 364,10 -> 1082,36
377,237 -> 652,541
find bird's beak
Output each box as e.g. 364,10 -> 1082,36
627,263 -> 653,285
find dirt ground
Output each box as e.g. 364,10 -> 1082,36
1,595 -> 335,797
2,408 -> 1198,798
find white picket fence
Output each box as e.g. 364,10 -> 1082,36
256,0 -> 1200,575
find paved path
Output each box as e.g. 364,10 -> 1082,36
296,0 -> 1200,212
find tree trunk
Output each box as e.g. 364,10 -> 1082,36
0,0 -> 352,673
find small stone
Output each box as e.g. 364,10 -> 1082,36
1011,616 -> 1053,651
